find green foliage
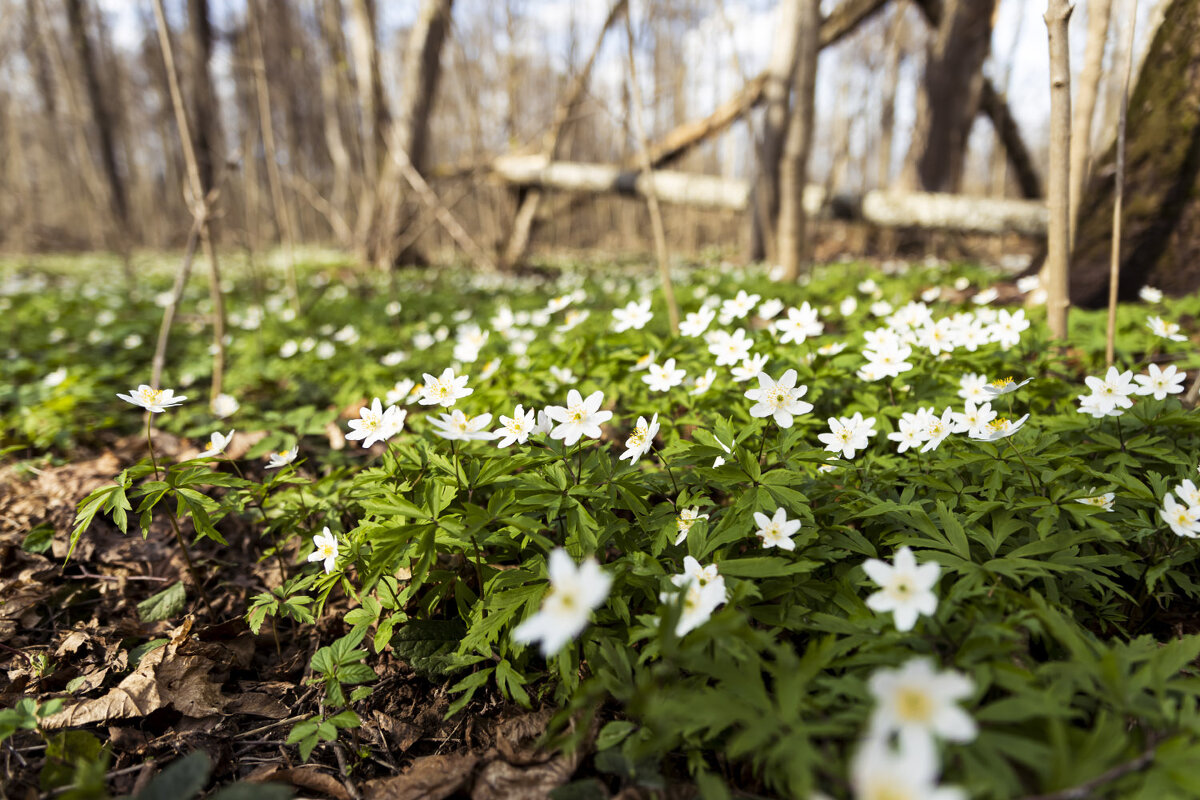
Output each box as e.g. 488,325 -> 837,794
9,254 -> 1200,796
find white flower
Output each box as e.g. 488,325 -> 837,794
957,373 -> 989,404
721,290 -> 760,320
817,341 -> 847,357
840,296 -> 858,317
674,507 -> 709,545
731,353 -> 769,383
919,408 -> 956,453
868,657 -> 977,747
753,508 -> 800,551
1076,488 -> 1115,511
117,385 -> 187,413
550,365 -> 578,385
859,339 -> 913,381
1146,315 -> 1186,342
430,409 -> 495,442
612,299 -> 653,332
950,400 -> 996,438
709,328 -> 753,366
315,341 -> 336,360
662,556 -> 726,637
1081,366 -> 1137,414
690,368 -> 717,396
774,302 -> 824,344
630,351 -> 657,372
211,393 -> 239,419
545,389 -> 613,446
512,549 -> 611,657
744,369 -> 813,428
1161,494 -> 1200,538
419,367 -> 473,407
386,379 -> 416,406
679,306 -> 715,338
982,376 -> 1033,397
1134,363 -> 1186,400
989,308 -> 1030,349
644,359 -> 686,392
620,414 -> 660,465
479,358 -> 502,381
851,735 -> 965,800
1139,286 -> 1164,303
819,414 -> 877,460
969,413 -> 1030,441
266,446 -> 299,469
495,404 -> 536,447
757,298 -> 785,320
198,429 -> 235,458
886,412 -> 928,453
308,527 -> 340,574
346,398 -> 406,448
863,546 -> 940,631
42,368 -> 68,388
1175,479 -> 1200,507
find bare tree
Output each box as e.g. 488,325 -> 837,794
65,0 -> 130,261
1044,0 -> 1073,339
317,0 -> 354,234
1069,0 -> 1113,246
347,0 -> 388,238
777,0 -> 821,279
365,0 -> 454,268
901,0 -> 999,193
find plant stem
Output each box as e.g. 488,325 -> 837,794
656,446 -> 680,503
145,416 -> 161,480
229,458 -> 288,585
450,439 -> 462,493
1005,440 -> 1042,496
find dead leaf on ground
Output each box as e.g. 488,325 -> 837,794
363,752 -> 479,800
226,692 -> 289,719
43,624 -> 228,728
247,765 -> 352,800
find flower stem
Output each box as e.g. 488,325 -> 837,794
145,416 -> 161,480
1005,440 -> 1042,496
655,445 -> 680,503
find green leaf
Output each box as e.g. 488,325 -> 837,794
21,523 -> 55,554
137,582 -> 187,623
132,751 -> 211,800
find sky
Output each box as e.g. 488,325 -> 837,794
93,0 -> 1161,188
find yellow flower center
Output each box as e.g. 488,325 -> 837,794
895,687 -> 934,723
991,377 -> 1015,388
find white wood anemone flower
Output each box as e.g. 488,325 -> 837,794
545,389 -> 613,446
198,429 -> 235,458
265,446 -> 299,469
744,369 -> 813,428
867,657 -> 977,748
117,385 -> 187,413
346,398 -> 406,448
863,546 -> 940,632
308,527 -> 340,574
753,508 -> 801,551
512,549 -> 611,657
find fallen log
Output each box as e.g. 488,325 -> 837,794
490,156 -> 1048,236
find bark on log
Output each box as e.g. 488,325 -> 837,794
1069,0 -> 1200,306
490,155 -> 1047,235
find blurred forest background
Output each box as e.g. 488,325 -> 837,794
1,0 -> 1196,300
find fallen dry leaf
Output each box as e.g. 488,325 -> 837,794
247,765 -> 352,800
363,752 -> 479,800
43,627 -> 228,728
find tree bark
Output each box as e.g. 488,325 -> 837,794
365,0 -> 454,268
318,0 -> 354,234
1044,0 -> 1073,339
500,0 -> 628,270
65,0 -> 129,243
347,0 -> 389,239
186,0 -> 220,196
752,0 -> 807,262
1069,0 -> 1200,305
901,0 -> 999,193
777,0 -> 821,279
1068,0 -> 1113,246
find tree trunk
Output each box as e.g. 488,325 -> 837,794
318,0 -> 354,234
500,0 -> 628,270
1068,0 -> 1113,246
1044,0 -> 1073,339
901,0 -> 999,193
1069,0 -> 1200,305
65,0 -> 129,245
777,0 -> 820,280
347,0 -> 389,239
187,0 -> 220,197
365,0 -> 454,268
751,0 -> 807,262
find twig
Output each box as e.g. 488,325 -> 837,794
1105,0 -> 1138,366
621,6 -> 679,334
233,714 -> 308,740
1020,745 -> 1156,800
333,742 -> 362,800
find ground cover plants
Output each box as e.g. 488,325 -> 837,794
3,252 -> 1200,798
